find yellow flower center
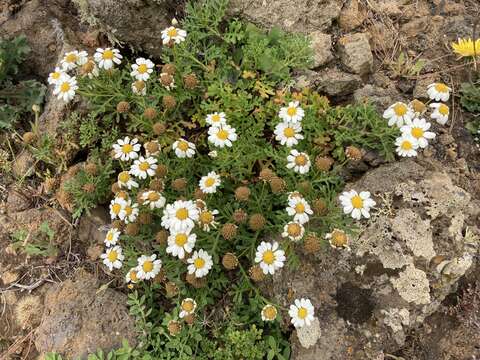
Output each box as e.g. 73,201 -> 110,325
438,104 -> 449,116
148,192 -> 160,201
52,72 -> 61,79
331,230 -> 348,247
134,80 -> 145,90
111,203 -> 121,214
142,261 -> 154,272
204,177 -> 215,187
118,171 -> 130,183
283,127 -> 295,138
393,103 -> 407,116
287,223 -> 302,237
435,83 -> 448,93
102,49 -> 114,60
262,250 -> 275,265
129,270 -> 138,282
125,206 -> 133,216
211,114 -> 221,123
297,307 -> 308,319
107,250 -> 118,262
175,233 -> 188,246
122,143 -> 133,154
182,301 -> 194,312
263,306 -> 277,320
401,140 -> 413,150
139,162 -> 150,171
194,257 -> 205,269
177,141 -> 189,151
351,195 -> 363,209
137,64 -> 148,74
411,127 -> 424,139
176,208 -> 189,220
106,232 -> 114,241
167,28 -> 178,37
295,203 -> 305,214
217,129 -> 229,140
65,53 -> 77,63
295,155 -> 307,166
60,82 -> 71,92
287,107 -> 297,117
200,211 -> 213,224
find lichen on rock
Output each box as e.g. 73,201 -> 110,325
391,265 -> 431,305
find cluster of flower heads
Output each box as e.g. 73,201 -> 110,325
47,20 -> 187,102
383,82 -> 451,157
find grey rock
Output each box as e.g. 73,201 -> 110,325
354,84 -> 401,111
316,67 -> 362,96
309,32 -> 333,68
12,150 -> 35,178
78,206 -> 110,245
337,33 -> 373,75
339,0 -> 367,32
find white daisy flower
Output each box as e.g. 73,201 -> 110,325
117,171 -> 139,190
274,121 -> 304,147
53,74 -> 78,102
325,229 -> 350,250
130,57 -> 154,81
288,298 -> 315,328
104,228 -> 121,247
429,103 -> 449,125
112,137 -> 141,161
173,138 -> 196,158
208,124 -> 238,148
61,50 -> 88,70
383,102 -> 414,127
161,200 -> 199,232
395,135 -> 419,157
400,118 -> 436,148
136,254 -> 162,280
187,249 -> 213,278
286,149 -> 310,174
427,83 -> 451,102
130,156 -> 158,179
179,298 -> 197,318
197,208 -> 219,232
48,67 -> 64,85
109,197 -> 127,220
279,101 -> 305,123
94,47 -> 122,70
199,171 -> 221,194
205,112 -> 227,127
166,230 -> 196,259
254,241 -> 286,275
101,245 -> 124,271
119,199 -> 139,224
261,304 -> 278,322
281,221 -> 305,242
161,26 -> 187,45
286,197 -> 313,224
208,150 -> 218,158
339,190 -> 376,220
132,80 -> 147,96
141,190 -> 166,210
125,267 -> 140,284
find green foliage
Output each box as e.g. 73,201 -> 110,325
0,35 -> 45,129
10,221 -> 58,257
388,51 -> 426,78
64,160 -> 115,219
44,340 -> 140,360
460,82 -> 480,113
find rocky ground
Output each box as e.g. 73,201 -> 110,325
1,0 -> 480,359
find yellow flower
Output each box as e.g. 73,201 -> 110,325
451,38 -> 480,58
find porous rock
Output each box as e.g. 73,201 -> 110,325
337,33 -> 373,75
35,269 -> 136,358
316,67 -> 362,96
309,32 -> 333,68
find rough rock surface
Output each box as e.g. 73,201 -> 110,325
72,0 -> 174,57
77,206 -> 110,245
34,269 -> 137,358
337,33 -> 373,75
228,0 -> 342,33
309,32 -> 333,68
339,0 -> 367,32
316,67 -> 362,96
263,159 -> 479,359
